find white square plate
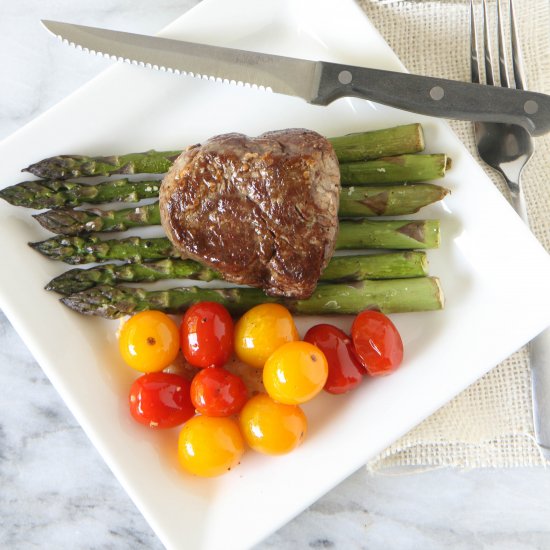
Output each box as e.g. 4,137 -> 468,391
1,0 -> 550,548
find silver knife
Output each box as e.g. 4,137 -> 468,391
42,20 -> 550,137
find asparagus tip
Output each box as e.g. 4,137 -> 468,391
22,163 -> 42,177
0,188 -> 10,203
0,185 -> 29,207
31,212 -> 49,229
32,209 -> 83,235
46,268 -> 95,295
60,285 -> 124,318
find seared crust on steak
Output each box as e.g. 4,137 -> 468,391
159,129 -> 340,299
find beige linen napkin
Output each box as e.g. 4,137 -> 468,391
355,0 -> 550,470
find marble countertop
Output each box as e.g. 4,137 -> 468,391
1,1 -> 550,548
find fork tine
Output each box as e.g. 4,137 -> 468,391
470,0 -> 481,83
482,0 -> 495,85
496,0 -> 510,87
509,0 -> 528,90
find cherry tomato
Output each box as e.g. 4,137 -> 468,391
190,367 -> 248,417
351,311 -> 404,376
178,416 -> 244,477
128,372 -> 195,429
234,303 -> 299,368
239,393 -> 307,455
263,341 -> 328,404
304,324 -> 365,394
181,302 -> 234,368
119,311 -> 180,372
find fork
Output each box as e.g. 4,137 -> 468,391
470,0 -> 550,461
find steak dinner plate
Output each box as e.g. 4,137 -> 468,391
1,0 -> 550,548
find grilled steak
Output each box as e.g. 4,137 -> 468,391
159,128 -> 340,299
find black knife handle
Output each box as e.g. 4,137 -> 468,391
312,62 -> 550,136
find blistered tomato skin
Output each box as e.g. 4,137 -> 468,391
178,416 -> 245,477
181,302 -> 234,368
190,367 -> 248,417
129,372 -> 195,429
119,311 -> 180,372
234,303 -> 299,368
239,393 -> 307,455
351,311 -> 404,376
263,341 -> 328,404
304,324 -> 365,394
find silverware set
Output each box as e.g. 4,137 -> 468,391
470,0 -> 550,460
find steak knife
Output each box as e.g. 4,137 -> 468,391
41,20 -> 550,136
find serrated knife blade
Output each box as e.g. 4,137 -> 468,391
42,20 -> 550,136
41,20 -> 318,100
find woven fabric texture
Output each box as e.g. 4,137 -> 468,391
355,0 -> 550,470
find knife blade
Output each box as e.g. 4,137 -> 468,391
42,20 -> 550,136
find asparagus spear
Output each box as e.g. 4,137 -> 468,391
319,251 -> 428,281
339,154 -> 449,185
33,184 -> 449,235
329,123 -> 424,162
34,202 -> 162,234
29,220 -> 440,264
340,183 -> 449,216
0,178 -> 162,209
60,278 -> 444,319
46,252 -> 429,295
22,125 -> 424,180
336,219 -> 440,250
24,150 -> 181,180
29,235 -> 177,265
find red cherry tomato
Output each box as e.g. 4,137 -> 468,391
304,324 -> 365,394
351,311 -> 403,376
181,302 -> 234,368
190,367 -> 248,417
128,372 -> 195,429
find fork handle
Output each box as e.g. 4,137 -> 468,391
506,178 -> 550,460
509,187 -> 530,225
313,63 -> 550,136
531,328 -> 550,460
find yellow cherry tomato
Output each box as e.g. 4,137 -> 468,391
234,304 -> 299,368
263,341 -> 328,404
119,311 -> 180,372
239,393 -> 307,455
178,416 -> 245,477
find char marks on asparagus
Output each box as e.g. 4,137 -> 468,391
159,129 -> 341,300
